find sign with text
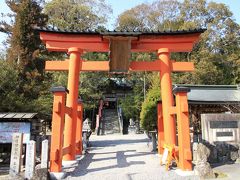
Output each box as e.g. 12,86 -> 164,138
201,114 -> 240,144
0,122 -> 30,143
9,133 -> 23,177
25,140 -> 36,179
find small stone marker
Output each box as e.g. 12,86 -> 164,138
32,140 -> 49,180
9,133 -> 23,177
149,131 -> 157,152
41,139 -> 49,169
96,115 -> 99,128
129,118 -> 134,126
83,118 -> 91,131
33,140 -> 49,180
25,140 -> 36,179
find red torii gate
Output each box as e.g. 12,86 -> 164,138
37,27 -> 205,173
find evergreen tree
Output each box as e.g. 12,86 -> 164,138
1,0 -> 48,97
0,1 -> 51,117
2,0 -> 47,68
44,0 -> 112,30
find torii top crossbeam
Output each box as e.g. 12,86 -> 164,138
37,27 -> 205,52
36,27 -> 205,73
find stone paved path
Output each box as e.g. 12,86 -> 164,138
64,133 -> 199,180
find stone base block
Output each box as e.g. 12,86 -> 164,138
76,155 -> 84,161
49,172 -> 66,180
33,168 -> 49,180
174,169 -> 195,176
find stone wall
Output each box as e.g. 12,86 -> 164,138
205,142 -> 240,163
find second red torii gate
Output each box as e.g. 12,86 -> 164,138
36,27 -> 205,173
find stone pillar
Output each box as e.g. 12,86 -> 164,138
41,139 -> 49,169
158,48 -> 176,146
9,133 -> 23,177
25,140 -> 36,179
63,47 -> 82,161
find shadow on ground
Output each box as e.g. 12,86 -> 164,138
90,138 -> 149,147
65,149 -> 152,177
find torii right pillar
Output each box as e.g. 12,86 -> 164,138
158,48 -> 192,171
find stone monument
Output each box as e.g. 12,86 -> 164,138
9,133 -> 23,177
25,140 -> 36,179
201,114 -> 240,144
41,139 -> 49,169
201,113 -> 240,163
32,139 -> 50,180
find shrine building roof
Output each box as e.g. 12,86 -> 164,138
175,85 -> 240,104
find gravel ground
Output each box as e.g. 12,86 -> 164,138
64,133 -> 199,180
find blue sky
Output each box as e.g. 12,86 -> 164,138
0,0 -> 240,50
105,0 -> 240,27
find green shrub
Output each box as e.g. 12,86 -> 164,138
140,74 -> 161,131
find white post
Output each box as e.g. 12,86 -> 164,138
9,133 -> 23,177
25,140 -> 36,179
41,139 -> 49,169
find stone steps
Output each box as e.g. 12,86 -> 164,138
103,109 -> 120,134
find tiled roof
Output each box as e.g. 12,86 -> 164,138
175,85 -> 240,104
34,26 -> 206,36
0,113 -> 37,119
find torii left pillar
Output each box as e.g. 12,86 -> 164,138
63,47 -> 82,161
50,86 -> 67,172
158,48 -> 176,146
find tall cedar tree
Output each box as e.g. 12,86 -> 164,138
1,0 -> 48,98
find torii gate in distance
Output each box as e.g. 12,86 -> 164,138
37,27 -> 205,173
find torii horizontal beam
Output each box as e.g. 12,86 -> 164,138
45,60 -> 194,72
45,41 -> 194,52
40,32 -> 202,52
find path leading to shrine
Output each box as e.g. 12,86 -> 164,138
63,133 -> 199,180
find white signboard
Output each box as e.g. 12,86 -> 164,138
0,122 -> 30,143
201,114 -> 240,144
161,148 -> 169,165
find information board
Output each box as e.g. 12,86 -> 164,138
0,122 -> 30,143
